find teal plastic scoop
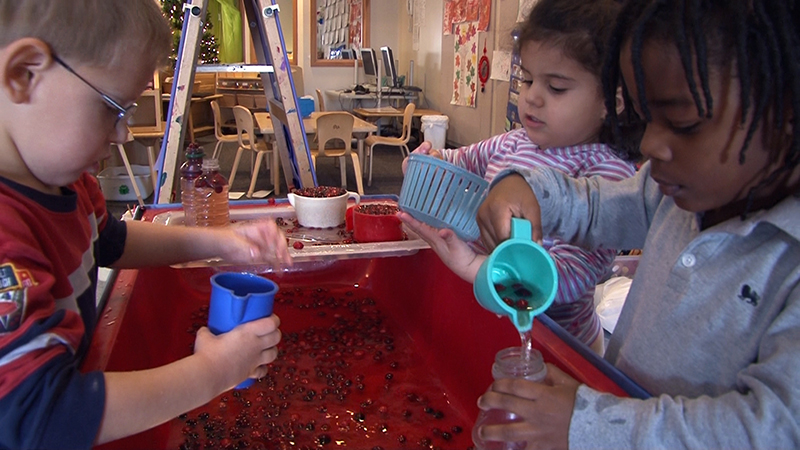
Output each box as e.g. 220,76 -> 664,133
473,218 -> 558,332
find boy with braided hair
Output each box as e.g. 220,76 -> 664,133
471,0 -> 800,447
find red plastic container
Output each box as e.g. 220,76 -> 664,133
85,203 -> 639,449
347,203 -> 404,243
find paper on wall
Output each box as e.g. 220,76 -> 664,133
491,51 -> 511,81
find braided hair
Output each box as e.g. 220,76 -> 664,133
603,0 -> 800,206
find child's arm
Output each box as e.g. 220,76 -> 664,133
96,315 -> 281,444
110,219 -> 292,269
477,173 -> 544,250
397,211 -> 484,282
402,134 -> 505,177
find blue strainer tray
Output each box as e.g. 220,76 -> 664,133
399,154 -> 489,241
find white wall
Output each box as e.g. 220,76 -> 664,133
394,0 -> 518,146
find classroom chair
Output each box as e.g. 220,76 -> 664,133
316,89 -> 325,112
312,112 -> 364,195
210,100 -> 239,159
364,103 -> 415,186
231,105 -> 280,197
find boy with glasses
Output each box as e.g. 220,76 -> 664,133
0,1 -> 292,448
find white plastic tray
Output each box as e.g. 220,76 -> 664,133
153,202 -> 430,270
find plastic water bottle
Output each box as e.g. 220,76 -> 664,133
180,143 -> 204,227
194,158 -> 230,227
472,346 -> 547,450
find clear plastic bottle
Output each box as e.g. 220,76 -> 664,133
472,346 -> 547,450
180,143 -> 205,227
193,158 -> 230,227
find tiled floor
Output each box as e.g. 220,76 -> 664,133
105,134 -> 416,219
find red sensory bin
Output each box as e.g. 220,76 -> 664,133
85,203 -> 638,450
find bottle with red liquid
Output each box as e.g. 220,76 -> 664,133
472,345 -> 547,450
194,158 -> 230,227
180,143 -> 204,227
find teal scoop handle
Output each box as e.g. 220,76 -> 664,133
473,218 -> 558,332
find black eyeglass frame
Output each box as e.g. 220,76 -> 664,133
51,54 -> 137,127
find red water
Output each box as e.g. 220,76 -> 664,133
172,284 -> 474,450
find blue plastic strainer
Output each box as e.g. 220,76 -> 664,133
399,154 -> 489,241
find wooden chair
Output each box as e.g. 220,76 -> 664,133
364,103 -> 415,186
210,100 -> 238,159
231,105 -> 280,197
316,89 -> 325,112
313,112 -> 364,195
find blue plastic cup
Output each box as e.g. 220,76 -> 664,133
208,272 -> 279,388
473,218 -> 558,332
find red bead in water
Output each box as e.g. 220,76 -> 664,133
514,287 -> 532,298
516,299 -> 529,309
494,283 -> 506,292
177,284 -> 472,449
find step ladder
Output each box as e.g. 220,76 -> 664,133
154,0 -> 316,204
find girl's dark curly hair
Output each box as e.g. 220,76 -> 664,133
603,0 -> 800,208
517,0 -> 642,161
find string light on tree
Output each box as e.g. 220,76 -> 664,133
161,0 -> 220,65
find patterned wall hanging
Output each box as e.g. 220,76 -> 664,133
451,21 -> 478,107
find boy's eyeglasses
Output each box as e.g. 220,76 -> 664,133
51,54 -> 137,128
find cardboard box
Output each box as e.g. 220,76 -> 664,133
97,165 -> 154,201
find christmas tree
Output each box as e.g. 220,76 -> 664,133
161,0 -> 220,66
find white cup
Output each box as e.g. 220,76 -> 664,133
287,190 -> 361,228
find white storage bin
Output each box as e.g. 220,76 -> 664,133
420,115 -> 449,150
97,165 -> 154,201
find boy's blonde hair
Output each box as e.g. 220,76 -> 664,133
0,0 -> 172,70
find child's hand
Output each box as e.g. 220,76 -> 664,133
193,315 -> 282,390
216,220 -> 293,268
476,174 -> 542,250
476,364 -> 579,449
401,141 -> 443,174
397,211 -> 484,283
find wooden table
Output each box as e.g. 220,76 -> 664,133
352,107 -> 442,120
352,107 -> 442,137
325,89 -> 419,111
254,111 -> 378,177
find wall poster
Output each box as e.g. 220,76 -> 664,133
451,21 -> 479,107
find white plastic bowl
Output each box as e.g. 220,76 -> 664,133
287,189 -> 360,228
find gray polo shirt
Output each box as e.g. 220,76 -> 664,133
508,161 -> 800,448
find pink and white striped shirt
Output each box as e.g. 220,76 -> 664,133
440,128 -> 637,345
